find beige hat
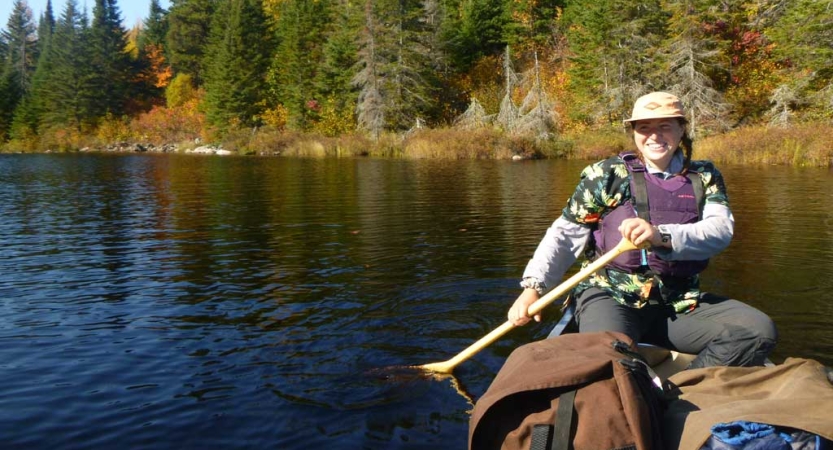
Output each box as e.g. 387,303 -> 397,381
624,91 -> 686,123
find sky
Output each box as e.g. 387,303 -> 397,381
1,0 -> 171,30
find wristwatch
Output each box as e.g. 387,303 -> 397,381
657,224 -> 672,244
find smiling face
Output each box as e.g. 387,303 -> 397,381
632,118 -> 685,172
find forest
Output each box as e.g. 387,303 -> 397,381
0,0 -> 831,160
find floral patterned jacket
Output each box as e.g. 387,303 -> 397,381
565,154 -> 731,312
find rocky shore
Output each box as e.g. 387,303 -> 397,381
79,142 -> 234,155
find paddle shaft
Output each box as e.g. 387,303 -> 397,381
419,238 -> 640,373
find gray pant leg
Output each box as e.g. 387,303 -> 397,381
572,287 -> 645,342
667,293 -> 778,368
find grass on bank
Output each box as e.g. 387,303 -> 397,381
2,119 -> 831,167
694,123 -> 831,167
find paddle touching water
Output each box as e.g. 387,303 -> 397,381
418,238 -> 642,374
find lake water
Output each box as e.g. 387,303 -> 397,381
1,154 -> 831,449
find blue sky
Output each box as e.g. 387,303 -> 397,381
1,0 -> 171,30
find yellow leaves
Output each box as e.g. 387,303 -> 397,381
166,74 -> 197,108
309,96 -> 355,137
96,113 -> 134,143
258,103 -> 289,130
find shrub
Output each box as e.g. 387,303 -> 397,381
129,97 -> 206,144
96,113 -> 136,144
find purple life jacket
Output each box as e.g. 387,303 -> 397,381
592,152 -> 709,278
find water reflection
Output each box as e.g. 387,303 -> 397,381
0,154 -> 830,449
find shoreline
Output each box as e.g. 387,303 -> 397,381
3,121 -> 832,166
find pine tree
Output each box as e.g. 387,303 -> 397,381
2,0 -> 38,92
767,0 -> 833,119
505,0 -> 561,52
352,0 -> 441,133
453,0 -> 508,68
203,0 -> 272,131
0,62 -> 23,140
138,0 -> 168,51
0,0 -> 37,140
0,33 -> 7,65
36,0 -> 56,54
10,0 -> 55,140
768,0 -> 832,87
314,0 -> 361,128
266,0 -> 333,130
87,0 -> 132,120
563,0 -> 667,125
664,0 -> 731,137
166,0 -> 215,84
40,0 -> 92,131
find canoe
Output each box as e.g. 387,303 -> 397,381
495,302 -> 833,450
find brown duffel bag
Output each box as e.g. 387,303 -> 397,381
663,357 -> 833,450
469,331 -> 665,450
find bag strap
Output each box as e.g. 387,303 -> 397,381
553,389 -> 577,450
530,389 -> 577,450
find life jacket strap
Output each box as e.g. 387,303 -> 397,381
686,172 -> 705,220
620,152 -> 651,222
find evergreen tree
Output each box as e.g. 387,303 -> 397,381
10,0 -> 55,140
138,0 -> 168,51
352,0 -> 440,132
768,0 -> 833,91
40,0 -> 92,131
453,0 -> 508,68
418,0 -> 454,123
203,0 -> 272,130
166,0 -> 215,84
563,0 -> 667,125
36,0 -> 56,54
2,0 -> 38,92
505,0 -> 562,52
314,0 -> 360,128
0,62 -> 23,140
267,0 -> 333,130
664,0 -> 731,137
87,0 -> 132,119
0,32 -> 7,64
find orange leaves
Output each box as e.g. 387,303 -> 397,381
144,44 -> 173,89
129,98 -> 206,145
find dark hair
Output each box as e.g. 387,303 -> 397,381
677,119 -> 693,176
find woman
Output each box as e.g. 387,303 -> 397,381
507,91 -> 777,368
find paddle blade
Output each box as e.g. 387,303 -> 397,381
366,364 -> 475,406
417,360 -> 455,374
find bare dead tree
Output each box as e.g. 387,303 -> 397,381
667,31 -> 731,138
516,52 -> 558,139
767,80 -> 808,127
454,97 -> 492,130
496,46 -> 520,133
352,0 -> 386,140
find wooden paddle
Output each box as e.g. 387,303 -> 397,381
418,238 -> 641,374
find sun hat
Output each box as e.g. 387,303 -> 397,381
624,91 -> 686,123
